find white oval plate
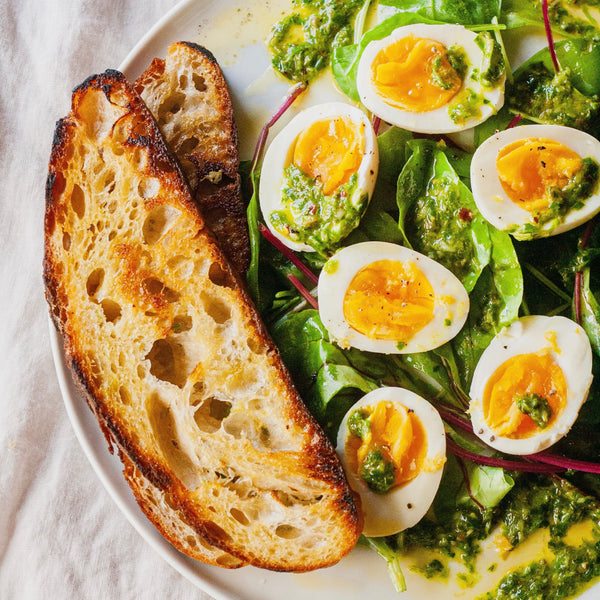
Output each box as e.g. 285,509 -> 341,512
50,1 -> 600,599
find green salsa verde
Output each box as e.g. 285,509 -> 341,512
348,407 -> 371,439
361,448 -> 396,494
347,408 -> 397,494
481,547 -> 600,600
427,33 -> 505,127
407,174 -> 479,284
430,45 -> 468,90
391,474 -> 600,599
449,88 -> 491,126
515,393 -> 553,429
269,164 -> 367,255
538,0 -> 600,37
509,63 -> 600,135
269,0 -> 365,82
480,476 -> 600,600
475,32 -> 505,88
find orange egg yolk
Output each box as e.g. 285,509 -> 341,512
483,351 -> 567,439
496,138 -> 583,212
347,401 -> 429,489
292,116 -> 365,196
343,260 -> 435,342
371,35 -> 463,113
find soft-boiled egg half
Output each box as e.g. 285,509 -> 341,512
337,387 -> 446,537
318,241 -> 469,354
469,315 -> 593,456
259,102 -> 378,253
471,124 -> 600,240
356,24 -> 505,134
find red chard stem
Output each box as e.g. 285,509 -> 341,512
287,274 -> 318,309
543,0 -> 561,73
259,224 -> 318,285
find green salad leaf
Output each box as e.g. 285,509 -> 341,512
271,310 -> 410,438
396,139 -> 491,292
452,226 -> 523,388
242,159 -> 268,311
435,455 -> 515,514
399,348 -> 467,409
509,64 -> 600,136
341,126 -> 412,246
580,266 -> 600,357
379,0 -> 502,26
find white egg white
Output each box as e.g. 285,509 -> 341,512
469,315 -> 593,456
356,23 -> 505,134
259,102 -> 378,252
337,387 -> 446,537
470,124 -> 600,240
318,241 -> 470,354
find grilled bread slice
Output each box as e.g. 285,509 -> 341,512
133,41 -> 250,566
44,69 -> 360,571
134,41 -> 250,274
121,453 -> 244,567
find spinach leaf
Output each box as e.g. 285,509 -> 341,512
343,127 -> 413,247
393,139 -> 523,389
379,0 -> 502,26
514,38 -> 600,105
270,308 -> 467,439
435,454 -> 515,515
344,207 -> 405,247
360,537 -> 407,592
472,108 -> 515,148
452,226 -> 523,388
331,44 -> 363,102
509,63 -> 600,136
399,347 -> 469,409
271,310 -> 413,437
580,266 -> 600,357
376,126 -> 414,190
513,231 -> 578,317
433,343 -> 471,406
395,139 -> 434,248
486,226 -> 524,326
458,462 -> 515,509
553,38 -> 600,97
243,159 -> 268,309
397,139 -> 491,292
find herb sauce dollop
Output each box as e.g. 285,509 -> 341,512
269,0 -> 365,82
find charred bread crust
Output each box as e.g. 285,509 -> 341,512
44,69 -> 360,571
135,42 -> 250,274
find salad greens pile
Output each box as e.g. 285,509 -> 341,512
249,0 -> 600,598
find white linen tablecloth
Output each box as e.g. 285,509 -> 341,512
0,1 -> 216,598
